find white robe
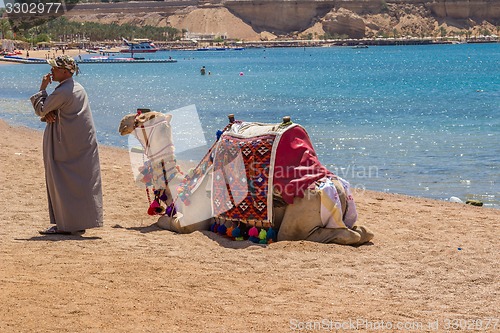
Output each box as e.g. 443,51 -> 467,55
30,78 -> 103,232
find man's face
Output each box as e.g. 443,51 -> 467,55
50,66 -> 70,82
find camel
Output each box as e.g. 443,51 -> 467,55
119,110 -> 374,245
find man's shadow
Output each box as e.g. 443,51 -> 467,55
17,234 -> 101,241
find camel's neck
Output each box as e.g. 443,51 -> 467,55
157,152 -> 182,184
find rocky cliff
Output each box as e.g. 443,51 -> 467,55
426,0 -> 500,20
65,0 -> 500,40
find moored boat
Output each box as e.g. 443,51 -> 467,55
120,38 -> 158,53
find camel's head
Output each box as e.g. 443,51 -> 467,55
118,113 -> 137,135
118,111 -> 170,135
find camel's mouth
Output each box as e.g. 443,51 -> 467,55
118,125 -> 131,135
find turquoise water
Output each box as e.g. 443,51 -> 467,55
1,43 -> 499,207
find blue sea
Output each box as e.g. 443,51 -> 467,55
1,43 -> 499,208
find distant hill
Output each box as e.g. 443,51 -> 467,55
63,0 -> 500,40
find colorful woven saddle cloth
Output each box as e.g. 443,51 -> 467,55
211,121 -> 337,227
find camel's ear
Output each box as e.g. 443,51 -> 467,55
135,113 -> 148,125
120,113 -> 135,123
164,113 -> 172,124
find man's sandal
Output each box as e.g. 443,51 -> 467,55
39,226 -> 72,235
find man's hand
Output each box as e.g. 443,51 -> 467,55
40,73 -> 52,91
44,111 -> 57,123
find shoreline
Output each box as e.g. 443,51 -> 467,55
1,118 -> 499,332
0,118 -> 497,211
0,113 -> 496,209
0,48 -> 85,65
1,112 -> 496,209
2,38 -> 498,65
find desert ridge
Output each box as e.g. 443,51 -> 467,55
0,119 -> 498,332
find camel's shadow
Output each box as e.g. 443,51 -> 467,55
115,222 -> 268,249
112,223 -> 162,234
199,230 -> 269,249
115,222 -> 374,248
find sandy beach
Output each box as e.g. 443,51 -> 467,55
0,119 -> 498,332
0,49 -> 89,65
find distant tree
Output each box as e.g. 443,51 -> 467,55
15,17 -> 181,42
380,0 -> 389,13
439,26 -> 447,38
320,32 -> 334,40
165,27 -> 180,41
1,19 -> 11,39
481,28 -> 491,36
35,33 -> 51,43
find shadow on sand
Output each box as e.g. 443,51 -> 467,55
103,223 -> 374,248
199,230 -> 269,249
113,222 -> 268,249
17,234 -> 102,241
112,223 -> 163,234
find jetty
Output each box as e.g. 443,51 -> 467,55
0,56 -> 177,64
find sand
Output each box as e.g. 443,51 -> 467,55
0,119 -> 499,332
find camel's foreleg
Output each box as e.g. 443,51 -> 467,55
157,213 -> 212,233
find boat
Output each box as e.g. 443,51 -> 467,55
352,43 -> 369,49
120,38 -> 158,53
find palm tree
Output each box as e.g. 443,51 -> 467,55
0,19 -> 12,40
439,26 -> 447,38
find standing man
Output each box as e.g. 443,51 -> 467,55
30,55 -> 103,235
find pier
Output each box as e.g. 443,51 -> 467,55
0,56 -> 177,64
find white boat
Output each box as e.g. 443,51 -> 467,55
120,38 -> 158,53
352,43 -> 369,49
